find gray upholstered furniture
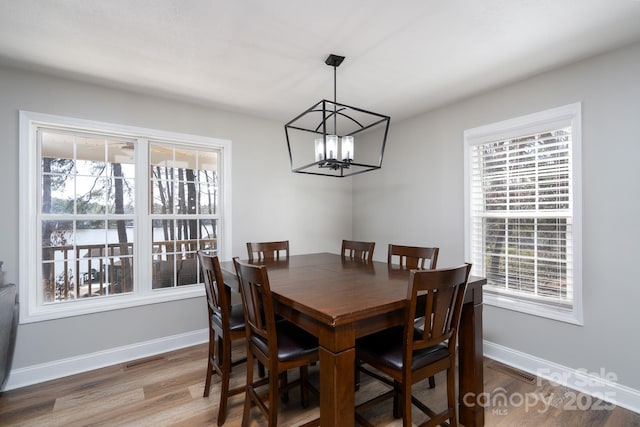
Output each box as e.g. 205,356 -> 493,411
0,283 -> 18,390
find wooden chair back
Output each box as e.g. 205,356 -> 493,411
406,264 -> 471,354
341,240 -> 375,262
246,240 -> 290,262
233,258 -> 278,358
198,251 -> 230,332
387,244 -> 439,269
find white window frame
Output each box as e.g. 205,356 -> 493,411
464,103 -> 582,325
19,111 -> 232,323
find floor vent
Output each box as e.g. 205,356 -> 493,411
487,361 -> 537,384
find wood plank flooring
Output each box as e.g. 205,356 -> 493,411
1,342 -> 639,426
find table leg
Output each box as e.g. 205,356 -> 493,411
319,345 -> 356,427
458,289 -> 485,427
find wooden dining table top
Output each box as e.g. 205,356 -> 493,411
219,252 -> 484,328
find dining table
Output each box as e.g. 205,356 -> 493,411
219,252 -> 486,427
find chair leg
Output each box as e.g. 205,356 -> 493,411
428,375 -> 436,389
203,355 -> 214,397
393,380 -> 402,419
241,352 -> 255,427
203,331 -> 216,397
402,380 -> 412,427
269,367 -> 280,427
447,367 -> 458,427
217,337 -> 231,426
300,366 -> 309,408
280,371 -> 290,403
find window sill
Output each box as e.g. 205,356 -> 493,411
484,292 -> 583,326
19,286 -> 205,324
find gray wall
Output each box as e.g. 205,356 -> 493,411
353,41 -> 640,390
4,40 -> 640,394
0,64 -> 352,370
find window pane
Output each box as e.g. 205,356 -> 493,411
76,176 -> 108,214
196,150 -> 219,215
107,177 -> 135,214
77,220 -> 108,298
152,219 -> 176,289
76,136 -> 106,176
199,219 -> 218,250
41,131 -> 76,214
151,179 -> 174,214
174,146 -> 197,215
107,140 -> 135,178
151,217 -> 199,289
484,217 -> 506,288
150,144 -> 175,215
107,220 -> 134,294
41,220 -> 74,303
176,173 -> 197,215
198,181 -> 217,215
42,166 -> 75,215
177,257 -> 198,287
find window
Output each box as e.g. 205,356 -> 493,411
464,103 -> 582,324
19,111 -> 232,323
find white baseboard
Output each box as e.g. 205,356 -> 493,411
4,328 -> 208,391
484,340 -> 640,414
6,333 -> 639,416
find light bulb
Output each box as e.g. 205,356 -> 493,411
342,136 -> 354,161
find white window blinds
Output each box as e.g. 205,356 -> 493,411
464,103 -> 582,324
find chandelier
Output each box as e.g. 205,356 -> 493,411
284,54 -> 391,177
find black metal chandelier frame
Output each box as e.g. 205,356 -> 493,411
284,54 -> 391,178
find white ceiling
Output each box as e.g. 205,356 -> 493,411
1,0 -> 640,123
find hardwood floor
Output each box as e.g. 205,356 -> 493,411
1,343 -> 639,426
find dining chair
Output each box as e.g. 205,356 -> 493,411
387,244 -> 439,270
246,240 -> 290,262
387,244 -> 440,389
355,264 -> 472,427
198,251 -> 247,426
233,258 -> 319,427
341,239 -> 375,262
